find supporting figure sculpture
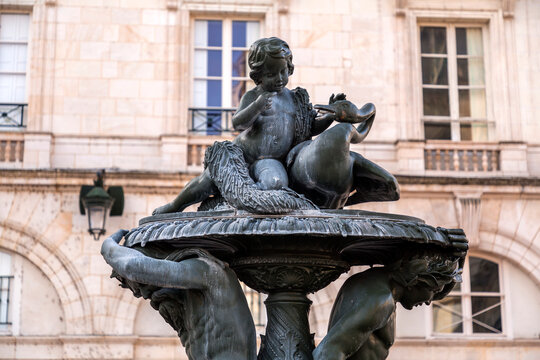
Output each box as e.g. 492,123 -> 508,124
153,37 -> 398,214
313,230 -> 468,360
101,230 -> 257,360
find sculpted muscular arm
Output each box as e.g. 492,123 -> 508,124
101,230 -> 208,290
232,89 -> 276,130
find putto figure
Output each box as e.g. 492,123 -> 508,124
153,37 -> 399,215
101,230 -> 257,360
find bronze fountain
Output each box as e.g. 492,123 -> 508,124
101,37 -> 467,360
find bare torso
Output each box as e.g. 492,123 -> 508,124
234,88 -> 297,164
181,267 -> 257,360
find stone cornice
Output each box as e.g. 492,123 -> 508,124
1,169 -> 539,194
396,175 -> 540,187
0,169 -> 196,193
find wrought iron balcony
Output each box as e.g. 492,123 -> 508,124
0,103 -> 27,128
0,275 -> 13,325
188,107 -> 237,134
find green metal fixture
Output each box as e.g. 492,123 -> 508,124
79,170 -> 124,241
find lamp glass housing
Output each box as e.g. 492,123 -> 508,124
82,188 -> 115,241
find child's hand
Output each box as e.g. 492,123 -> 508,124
256,92 -> 277,112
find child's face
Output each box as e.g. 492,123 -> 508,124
260,57 -> 289,93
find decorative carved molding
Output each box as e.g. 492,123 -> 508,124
231,256 -> 349,293
502,0 -> 516,18
395,0 -> 407,16
166,0 -> 178,11
278,0 -> 290,14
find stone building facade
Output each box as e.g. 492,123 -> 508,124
0,0 -> 539,359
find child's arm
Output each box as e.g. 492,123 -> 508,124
232,89 -> 276,130
310,94 -> 346,136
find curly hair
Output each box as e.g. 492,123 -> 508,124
388,252 -> 462,296
248,37 -> 294,84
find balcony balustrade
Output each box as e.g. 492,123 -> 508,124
424,142 -> 500,172
0,132 -> 24,166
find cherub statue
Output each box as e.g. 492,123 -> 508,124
101,230 -> 257,360
313,230 -> 468,360
153,37 -> 398,214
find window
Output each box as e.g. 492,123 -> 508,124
0,13 -> 30,128
432,256 -> 504,336
420,25 -> 488,141
191,19 -> 260,134
0,251 -> 13,326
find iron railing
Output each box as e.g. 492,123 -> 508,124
0,275 -> 13,325
0,104 -> 27,128
188,107 -> 237,134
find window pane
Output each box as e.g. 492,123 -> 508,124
207,50 -> 222,77
460,123 -> 472,141
0,74 -> 26,102
456,28 -> 483,56
206,80 -> 222,107
422,57 -> 448,85
461,123 -> 488,142
232,50 -> 247,77
470,257 -> 500,292
423,88 -> 450,116
232,80 -> 246,107
433,296 -> 463,333
0,275 -> 12,324
232,21 -> 247,47
0,14 -> 30,41
0,44 -> 27,72
193,50 -> 207,77
207,20 -> 222,47
472,296 -> 502,333
246,21 -> 260,45
425,122 -> 451,140
457,58 -> 485,86
420,27 -> 447,54
459,89 -> 486,118
194,20 -> 208,47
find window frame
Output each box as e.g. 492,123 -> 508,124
189,15 -> 263,111
428,254 -> 507,339
0,10 -> 32,129
417,20 -> 494,142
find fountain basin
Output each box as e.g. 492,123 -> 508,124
124,210 -> 456,293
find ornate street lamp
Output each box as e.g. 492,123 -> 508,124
79,171 -> 124,241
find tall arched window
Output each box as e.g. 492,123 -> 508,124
432,255 -> 504,335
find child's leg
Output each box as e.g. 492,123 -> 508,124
249,159 -> 288,190
152,169 -> 217,214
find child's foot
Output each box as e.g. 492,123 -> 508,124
152,202 -> 177,215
